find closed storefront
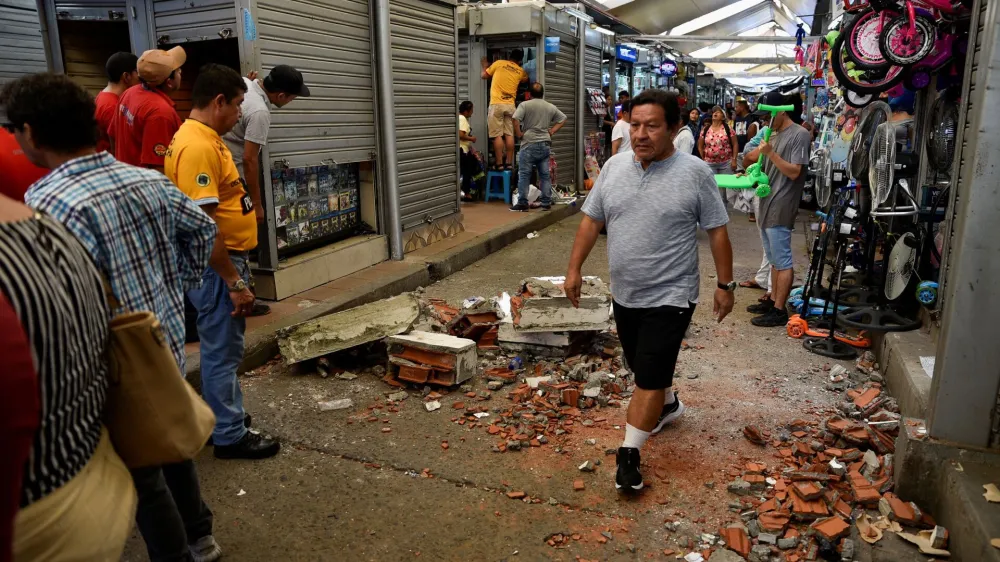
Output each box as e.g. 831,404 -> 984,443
583,29 -> 602,139
0,0 -> 47,85
546,27 -> 576,187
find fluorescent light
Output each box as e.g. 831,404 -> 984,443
667,0 -> 767,36
560,6 -> 593,23
590,24 -> 615,36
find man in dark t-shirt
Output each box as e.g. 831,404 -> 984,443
733,98 -> 758,153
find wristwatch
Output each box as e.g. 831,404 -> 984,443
228,279 -> 248,292
718,281 -> 737,292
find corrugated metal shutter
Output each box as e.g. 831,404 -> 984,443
0,0 -> 48,84
938,0 -> 987,319
152,0 -> 235,44
256,0 -> 375,167
52,0 -> 125,19
390,0 -> 459,230
458,36 -> 470,104
583,44 -> 601,137
547,29 -> 576,187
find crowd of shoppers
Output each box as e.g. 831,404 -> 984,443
0,45 -> 307,561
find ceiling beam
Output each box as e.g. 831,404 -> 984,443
696,56 -> 797,64
706,70 -> 808,78
622,34 -> 820,43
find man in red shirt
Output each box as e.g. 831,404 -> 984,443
109,46 -> 185,171
95,51 -> 138,154
0,127 -> 47,200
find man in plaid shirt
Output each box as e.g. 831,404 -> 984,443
8,74 -> 224,562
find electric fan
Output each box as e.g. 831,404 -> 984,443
884,232 -> 918,301
869,120 -> 919,213
927,95 -> 958,173
849,101 -> 892,182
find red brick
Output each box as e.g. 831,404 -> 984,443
854,387 -> 881,408
758,511 -> 791,532
757,498 -> 779,514
506,491 -> 526,499
560,388 -> 580,407
793,482 -> 824,501
882,493 -> 919,525
810,516 -> 850,540
573,480 -> 585,491
719,527 -> 751,559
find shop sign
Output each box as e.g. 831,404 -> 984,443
545,37 -> 560,70
811,78 -> 826,87
660,59 -> 677,77
616,45 -> 638,63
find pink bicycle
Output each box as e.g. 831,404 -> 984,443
878,0 -> 965,66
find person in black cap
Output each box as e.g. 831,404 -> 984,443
741,90 -> 811,328
222,64 -> 309,316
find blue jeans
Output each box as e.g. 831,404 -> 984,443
760,225 -> 794,271
517,142 -> 551,206
187,254 -> 249,446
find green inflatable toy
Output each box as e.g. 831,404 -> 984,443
714,103 -> 795,198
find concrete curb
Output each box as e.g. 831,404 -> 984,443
184,202 -> 580,390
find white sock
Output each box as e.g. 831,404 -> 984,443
622,424 -> 652,450
664,388 -> 676,405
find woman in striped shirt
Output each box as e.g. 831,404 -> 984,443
0,190 -> 136,561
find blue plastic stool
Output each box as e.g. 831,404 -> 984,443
484,170 -> 512,203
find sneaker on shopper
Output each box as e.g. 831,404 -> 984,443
190,536 -> 223,562
213,430 -> 280,460
751,308 -> 789,328
615,447 -> 644,493
746,298 -> 775,314
541,204 -> 551,211
651,395 -> 685,435
509,203 -> 529,212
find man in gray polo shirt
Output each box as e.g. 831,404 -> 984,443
223,64 -> 309,316
564,89 -> 735,493
510,82 -> 566,211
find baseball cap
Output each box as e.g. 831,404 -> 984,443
266,65 -> 310,97
137,46 -> 186,86
754,90 -> 787,115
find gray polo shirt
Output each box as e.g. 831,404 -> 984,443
582,150 -> 729,309
223,77 -> 271,176
758,123 -> 811,229
512,98 -> 566,146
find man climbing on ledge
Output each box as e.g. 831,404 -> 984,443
481,49 -> 528,171
742,90 -> 811,328
563,89 -> 735,493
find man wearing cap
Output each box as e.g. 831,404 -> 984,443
166,63 -> 281,461
110,46 -> 185,171
223,65 -> 309,224
743,91 -> 811,328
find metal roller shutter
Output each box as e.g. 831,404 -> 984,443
390,0 -> 459,230
583,44 -> 601,137
547,30 -> 576,187
0,0 -> 48,84
256,0 -> 376,166
458,37 -> 469,104
152,0 -> 236,44
52,0 -> 125,19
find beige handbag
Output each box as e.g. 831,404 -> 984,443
102,293 -> 216,468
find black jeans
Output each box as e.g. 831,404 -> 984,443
131,460 -> 214,562
460,150 -> 480,195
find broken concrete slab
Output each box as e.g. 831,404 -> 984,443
277,294 -> 420,364
386,331 -> 478,386
511,277 -> 611,333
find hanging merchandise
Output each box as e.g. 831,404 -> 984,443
586,87 -> 607,119
795,45 -> 805,66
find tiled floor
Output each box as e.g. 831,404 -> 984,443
184,201 -> 533,356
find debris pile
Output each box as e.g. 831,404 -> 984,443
716,378 -> 947,561
511,277 -> 611,333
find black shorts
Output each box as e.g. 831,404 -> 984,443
614,300 -> 695,390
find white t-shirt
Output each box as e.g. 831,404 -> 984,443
459,114 -> 472,154
611,120 -> 631,154
673,126 -> 694,155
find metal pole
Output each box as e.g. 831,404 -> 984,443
621,35 -> 815,44
373,0 -> 404,260
576,17 -> 585,192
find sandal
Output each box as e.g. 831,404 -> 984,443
739,280 -> 763,289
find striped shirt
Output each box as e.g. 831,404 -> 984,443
25,153 -> 217,372
0,213 -> 109,505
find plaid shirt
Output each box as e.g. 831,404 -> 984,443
25,153 -> 216,373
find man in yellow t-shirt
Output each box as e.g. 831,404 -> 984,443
165,63 -> 280,461
481,50 -> 528,170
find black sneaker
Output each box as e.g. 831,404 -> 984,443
206,413 -> 251,447
541,205 -> 551,211
751,308 -> 790,328
746,299 -> 775,314
509,203 -> 529,212
651,394 -> 685,435
213,430 -> 280,460
615,447 -> 644,493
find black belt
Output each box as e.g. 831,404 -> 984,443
228,250 -> 249,258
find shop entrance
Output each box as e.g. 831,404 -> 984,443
483,42 -> 536,172
57,20 -> 130,95
160,38 -> 240,120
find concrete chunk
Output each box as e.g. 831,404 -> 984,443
386,331 -> 478,386
277,294 -> 420,364
512,277 -> 611,333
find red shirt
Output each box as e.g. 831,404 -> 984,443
109,84 -> 181,168
0,130 -> 48,200
94,90 -> 119,155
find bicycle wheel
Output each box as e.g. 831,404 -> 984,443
844,8 -> 899,70
879,14 -> 936,66
832,33 -> 906,94
845,90 -> 876,108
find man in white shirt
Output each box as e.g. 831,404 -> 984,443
611,100 -> 632,154
673,121 -> 695,154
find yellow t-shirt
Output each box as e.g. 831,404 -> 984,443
486,60 -> 526,105
459,114 -> 472,153
165,119 -> 257,252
